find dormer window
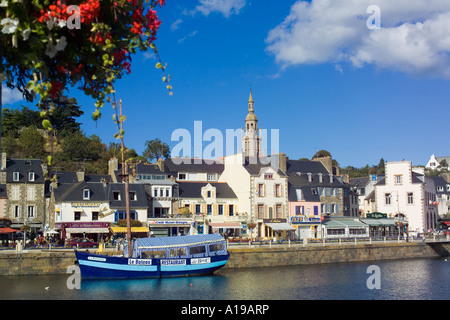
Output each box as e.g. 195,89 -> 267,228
13,171 -> 19,182
28,171 -> 35,182
83,188 -> 90,200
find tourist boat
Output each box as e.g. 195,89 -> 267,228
75,233 -> 230,279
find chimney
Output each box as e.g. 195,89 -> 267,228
278,153 -> 287,172
313,156 -> 333,174
76,171 -> 85,182
157,158 -> 165,172
1,152 -> 6,171
108,158 -> 118,182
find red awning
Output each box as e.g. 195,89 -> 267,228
442,221 -> 450,226
0,227 -> 20,234
209,222 -> 242,229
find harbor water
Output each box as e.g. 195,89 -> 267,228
1,257 -> 449,300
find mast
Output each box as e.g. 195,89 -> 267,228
118,99 -> 132,257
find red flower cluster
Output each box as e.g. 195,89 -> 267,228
79,0 -> 100,24
37,1 -> 69,23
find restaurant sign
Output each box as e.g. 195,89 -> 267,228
72,202 -> 103,208
366,212 -> 387,219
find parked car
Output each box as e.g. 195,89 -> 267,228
69,238 -> 98,248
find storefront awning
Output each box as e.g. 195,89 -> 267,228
0,227 -> 20,234
66,228 -> 110,234
265,223 -> 296,231
209,222 -> 242,229
110,226 -> 149,234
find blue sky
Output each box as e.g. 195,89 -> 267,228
3,0 -> 450,168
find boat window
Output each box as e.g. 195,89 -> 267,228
189,245 -> 206,255
209,242 -> 224,252
141,250 -> 166,258
169,247 -> 186,257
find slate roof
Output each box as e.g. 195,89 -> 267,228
178,182 -> 237,199
243,156 -> 287,176
288,184 -> 321,202
5,158 -> 44,183
54,181 -> 148,209
163,158 -> 224,174
431,176 -> 450,195
286,159 -> 329,176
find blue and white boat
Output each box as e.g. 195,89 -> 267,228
75,234 -> 230,279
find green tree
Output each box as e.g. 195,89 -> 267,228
312,150 -> 331,159
143,138 -> 170,163
18,126 -> 45,159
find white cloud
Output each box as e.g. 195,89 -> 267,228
178,30 -> 198,44
1,85 -> 23,105
193,0 -> 246,18
170,19 -> 183,31
265,0 -> 450,78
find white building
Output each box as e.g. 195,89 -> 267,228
425,154 -> 450,171
219,152 -> 291,239
375,161 -> 438,234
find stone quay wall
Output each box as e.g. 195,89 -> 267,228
224,242 -> 450,269
0,242 -> 449,276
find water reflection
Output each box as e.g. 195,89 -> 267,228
1,258 -> 449,300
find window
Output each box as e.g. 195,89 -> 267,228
129,191 -> 137,201
207,173 -> 216,181
207,204 -> 212,215
92,212 -> 99,221
178,173 -> 186,180
385,193 -> 391,205
13,171 -> 19,181
159,188 -> 164,197
258,184 -> 264,197
83,189 -> 90,200
314,206 -> 319,215
113,191 -> 121,200
395,175 -> 403,185
407,192 -> 414,204
275,184 -> 282,197
13,206 -> 21,219
257,204 -> 264,219
27,186 -> 35,201
276,204 -> 283,218
196,204 -> 201,214
28,171 -> 35,182
209,243 -> 224,252
207,191 -> 212,198
11,186 -> 20,200
218,205 -> 223,215
295,206 -> 303,215
229,205 -> 234,216
189,245 -> 206,255
166,188 -> 170,197
264,173 -> 273,180
74,212 -> 81,221
154,189 -> 158,197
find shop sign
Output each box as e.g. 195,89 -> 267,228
72,202 -> 102,208
263,219 -> 287,223
148,220 -> 191,225
56,222 -> 110,229
366,213 -> 387,219
291,216 -> 321,224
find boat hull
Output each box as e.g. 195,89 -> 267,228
75,250 -> 230,279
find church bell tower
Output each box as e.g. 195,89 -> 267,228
242,90 -> 262,158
